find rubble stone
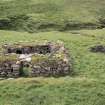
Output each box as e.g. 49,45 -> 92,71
0,41 -> 71,77
90,45 -> 105,53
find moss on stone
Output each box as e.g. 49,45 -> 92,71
0,54 -> 17,63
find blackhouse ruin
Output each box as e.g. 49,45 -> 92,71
0,41 -> 71,78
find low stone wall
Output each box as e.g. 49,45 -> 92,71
0,61 -> 20,78
31,59 -> 70,77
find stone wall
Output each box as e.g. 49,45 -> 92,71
0,61 -> 20,78
31,59 -> 70,77
0,42 -> 71,78
3,44 -> 51,54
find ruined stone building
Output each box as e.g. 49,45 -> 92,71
0,41 -> 71,78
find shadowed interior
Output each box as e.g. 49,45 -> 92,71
7,45 -> 51,54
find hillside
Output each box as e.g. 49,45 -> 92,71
1,0 -> 105,105
0,0 -> 105,32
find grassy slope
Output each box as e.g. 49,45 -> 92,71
0,0 -> 105,32
0,0 -> 105,22
1,0 -> 105,105
0,29 -> 105,104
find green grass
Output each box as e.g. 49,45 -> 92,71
0,0 -> 105,32
1,0 -> 105,104
0,0 -> 104,22
0,29 -> 105,104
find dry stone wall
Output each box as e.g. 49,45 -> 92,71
31,59 -> 70,77
0,61 -> 20,78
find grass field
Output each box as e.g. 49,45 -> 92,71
1,0 -> 105,105
0,29 -> 105,105
0,0 -> 105,32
